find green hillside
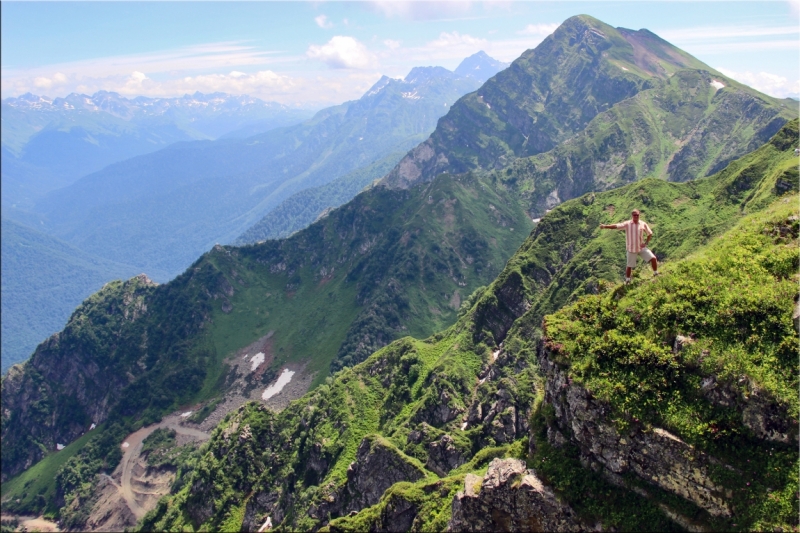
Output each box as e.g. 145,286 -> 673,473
1,167 -> 532,485
383,15 -> 793,191
135,120 -> 799,533
489,68 -> 795,218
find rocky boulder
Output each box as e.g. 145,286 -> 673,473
448,458 -> 582,532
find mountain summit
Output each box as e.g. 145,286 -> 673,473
454,50 -> 510,83
381,14 -> 742,189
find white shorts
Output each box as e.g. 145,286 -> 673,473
627,248 -> 655,268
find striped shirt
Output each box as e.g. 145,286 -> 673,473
613,220 -> 653,253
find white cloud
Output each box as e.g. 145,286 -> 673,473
315,14 -> 333,29
169,69 -> 295,95
716,67 -> 800,99
1,42 -> 284,85
384,39 -> 401,50
428,31 -> 487,49
33,77 -> 53,89
307,36 -> 376,69
517,23 -> 558,36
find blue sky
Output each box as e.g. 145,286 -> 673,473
2,1 -> 798,107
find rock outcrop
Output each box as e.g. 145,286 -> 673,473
305,435 -> 429,524
341,435 -> 429,514
448,458 -> 583,532
538,342 -> 734,517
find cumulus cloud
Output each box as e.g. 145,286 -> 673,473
307,36 -> 376,69
716,67 -> 800,99
428,31 -> 487,49
384,39 -> 401,50
517,23 -> 558,36
315,14 -> 333,29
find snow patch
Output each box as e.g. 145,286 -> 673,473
258,517 -> 273,533
401,90 -> 420,100
532,218 -> 541,224
180,411 -> 193,418
122,442 -> 130,449
250,352 -> 265,371
89,423 -> 96,430
461,422 -> 468,431
492,349 -> 500,361
710,80 -> 725,91
621,66 -> 629,71
56,443 -> 65,451
262,368 -> 295,400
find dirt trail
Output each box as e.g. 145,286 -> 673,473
119,414 -> 210,520
0,515 -> 60,532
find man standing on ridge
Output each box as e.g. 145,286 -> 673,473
600,209 -> 659,284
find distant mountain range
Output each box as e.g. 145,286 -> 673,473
0,52 -> 507,373
1,91 -> 313,210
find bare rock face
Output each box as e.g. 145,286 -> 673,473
343,435 -> 429,513
307,435 -> 429,524
426,434 -> 467,476
472,270 -> 530,345
538,343 -> 734,517
700,374 -> 795,444
448,458 -> 583,532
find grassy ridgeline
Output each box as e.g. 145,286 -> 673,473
137,122 -> 798,532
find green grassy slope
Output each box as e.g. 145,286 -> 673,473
536,198 -> 798,531
135,121 -> 798,533
488,68 -> 795,218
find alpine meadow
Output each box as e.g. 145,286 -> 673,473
1,9 -> 798,533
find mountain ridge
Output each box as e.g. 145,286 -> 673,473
135,119 -> 799,533
381,14 -> 793,191
1,15 -> 797,530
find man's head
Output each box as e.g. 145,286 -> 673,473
632,209 -> 640,220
